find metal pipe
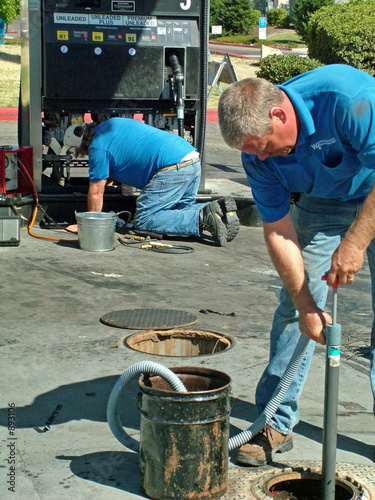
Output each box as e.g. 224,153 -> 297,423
321,284 -> 341,500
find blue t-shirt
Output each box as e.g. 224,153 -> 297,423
88,118 -> 196,189
242,64 -> 375,223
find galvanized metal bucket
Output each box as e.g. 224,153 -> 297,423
138,366 -> 231,500
75,211 -> 119,252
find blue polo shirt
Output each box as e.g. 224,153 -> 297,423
242,64 -> 375,223
88,118 -> 196,189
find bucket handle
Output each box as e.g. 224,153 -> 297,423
74,210 -> 132,224
116,211 -> 132,225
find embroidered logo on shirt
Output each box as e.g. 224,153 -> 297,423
311,138 -> 337,150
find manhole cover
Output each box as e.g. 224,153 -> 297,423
125,328 -> 233,356
100,308 -> 197,330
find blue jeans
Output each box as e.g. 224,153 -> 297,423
255,194 -> 375,434
133,161 -> 208,236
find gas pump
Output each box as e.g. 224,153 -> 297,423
19,0 -> 210,192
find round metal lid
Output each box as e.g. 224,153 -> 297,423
100,308 -> 198,330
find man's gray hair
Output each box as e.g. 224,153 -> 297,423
218,77 -> 285,149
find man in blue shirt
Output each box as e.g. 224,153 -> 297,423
65,117 -> 240,246
218,64 -> 375,464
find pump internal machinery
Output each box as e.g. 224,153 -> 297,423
19,0 -> 209,192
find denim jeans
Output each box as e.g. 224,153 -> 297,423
133,161 -> 208,236
255,194 -> 375,434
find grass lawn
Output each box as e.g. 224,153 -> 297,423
0,44 -> 20,107
208,56 -> 259,109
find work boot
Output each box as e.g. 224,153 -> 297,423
199,201 -> 227,247
235,424 -> 293,467
217,196 -> 240,241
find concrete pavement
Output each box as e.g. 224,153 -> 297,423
0,119 -> 374,499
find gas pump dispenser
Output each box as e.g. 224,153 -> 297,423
19,0 -> 209,192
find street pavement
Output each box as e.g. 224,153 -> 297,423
0,118 -> 375,499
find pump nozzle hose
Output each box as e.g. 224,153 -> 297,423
168,53 -> 183,76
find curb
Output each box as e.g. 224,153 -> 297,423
210,48 -> 259,60
210,39 -> 293,52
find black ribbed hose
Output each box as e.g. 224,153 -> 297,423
169,54 -> 185,138
197,0 -> 209,187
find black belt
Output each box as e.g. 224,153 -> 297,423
158,157 -> 200,173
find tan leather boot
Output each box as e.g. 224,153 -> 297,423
236,424 -> 293,466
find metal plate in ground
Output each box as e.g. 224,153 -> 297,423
100,308 -> 198,330
222,460 -> 375,500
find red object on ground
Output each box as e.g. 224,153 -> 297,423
0,107 -> 18,120
0,108 -> 219,122
0,146 -> 34,195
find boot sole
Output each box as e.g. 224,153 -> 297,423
219,197 -> 240,242
205,201 -> 227,247
235,438 -> 293,467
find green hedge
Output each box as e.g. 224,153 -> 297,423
256,54 -> 323,84
306,0 -> 375,75
266,8 -> 290,28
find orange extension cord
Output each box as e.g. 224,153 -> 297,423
17,159 -> 78,243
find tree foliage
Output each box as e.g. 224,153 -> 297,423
0,0 -> 20,25
306,0 -> 375,75
292,0 -> 333,39
266,8 -> 290,29
210,0 -> 257,36
210,0 -> 222,27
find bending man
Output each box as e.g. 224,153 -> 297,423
218,64 -> 375,464
65,117 -> 240,246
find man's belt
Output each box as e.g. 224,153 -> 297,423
158,157 -> 200,173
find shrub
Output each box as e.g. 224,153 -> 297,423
256,54 -> 323,84
292,0 -> 333,39
251,9 -> 262,26
210,0 -> 257,36
266,8 -> 289,28
0,0 -> 20,26
306,0 -> 375,75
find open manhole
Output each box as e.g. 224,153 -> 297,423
257,469 -> 367,500
125,328 -> 234,357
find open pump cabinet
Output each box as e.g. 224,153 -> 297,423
18,0 -> 210,199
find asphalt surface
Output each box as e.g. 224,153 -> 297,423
1,119 -> 375,499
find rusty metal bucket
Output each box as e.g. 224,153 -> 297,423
137,366 -> 231,500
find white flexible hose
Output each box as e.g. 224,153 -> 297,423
107,361 -> 187,452
228,334 -> 310,450
107,335 -> 310,452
